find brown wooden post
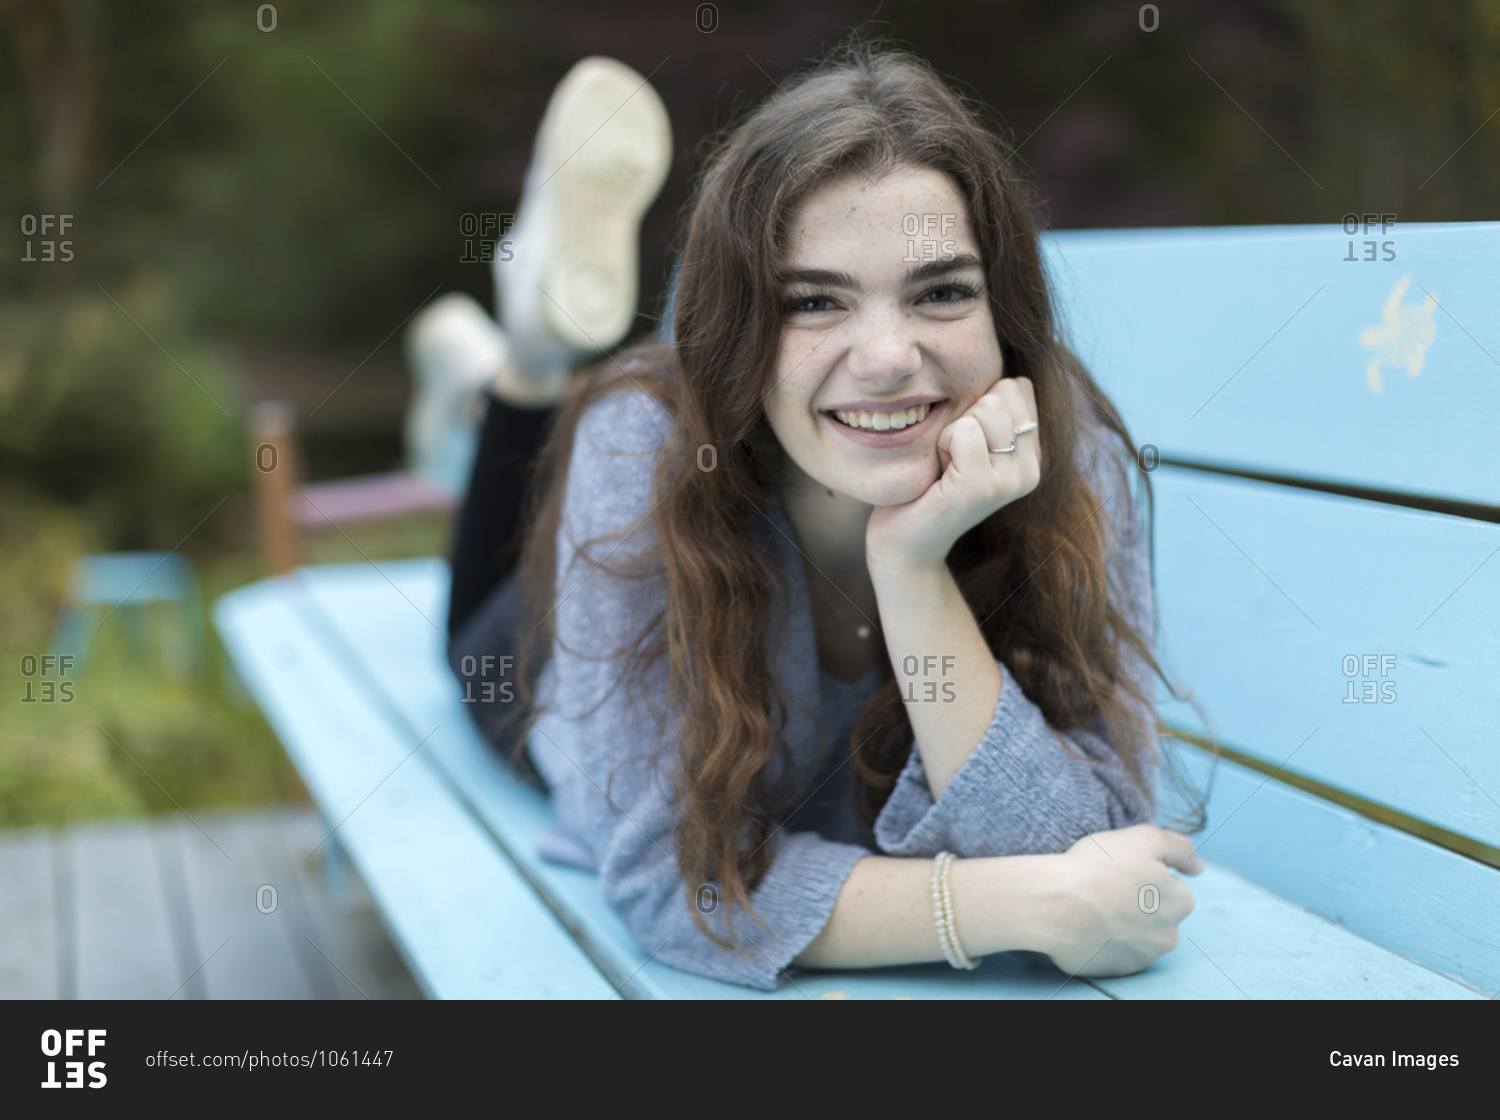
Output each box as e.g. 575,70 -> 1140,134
250,400 -> 302,575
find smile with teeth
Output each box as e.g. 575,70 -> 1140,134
831,402 -> 933,431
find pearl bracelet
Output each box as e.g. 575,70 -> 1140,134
930,851 -> 980,970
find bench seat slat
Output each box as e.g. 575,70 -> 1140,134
1149,467 -> 1500,850
1162,747 -> 1497,995
292,562 -> 1105,1000
280,560 -> 1479,998
1044,223 -> 1500,507
213,580 -> 616,999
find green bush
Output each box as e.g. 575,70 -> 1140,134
0,275 -> 245,549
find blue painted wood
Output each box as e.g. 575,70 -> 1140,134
212,579 -> 615,999
1159,746 -> 1499,995
1147,466 -> 1500,849
1043,223 -> 1500,506
290,559 -> 1478,998
50,551 -> 205,674
1092,859 -> 1480,1000
293,561 -> 1104,1000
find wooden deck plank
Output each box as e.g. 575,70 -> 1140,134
171,812 -> 319,999
263,810 -> 423,1000
1045,222 -> 1500,506
0,829 -> 60,999
70,818 -> 185,999
231,810 -> 345,999
213,579 -> 616,999
1151,467 -> 1500,850
150,815 -> 206,1000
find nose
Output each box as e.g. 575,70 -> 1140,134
842,299 -> 921,387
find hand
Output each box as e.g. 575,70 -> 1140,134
865,376 -> 1041,576
1042,824 -> 1203,977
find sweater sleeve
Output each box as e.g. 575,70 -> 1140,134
872,419 -> 1159,858
528,388 -> 870,991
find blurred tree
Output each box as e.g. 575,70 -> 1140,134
1,0 -> 1496,544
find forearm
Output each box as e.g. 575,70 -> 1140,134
792,853 -> 1064,970
872,561 -> 1001,799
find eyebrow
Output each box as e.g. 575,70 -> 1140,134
777,253 -> 986,291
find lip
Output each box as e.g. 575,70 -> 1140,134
821,398 -> 946,448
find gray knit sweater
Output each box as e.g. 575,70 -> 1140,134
527,387 -> 1157,990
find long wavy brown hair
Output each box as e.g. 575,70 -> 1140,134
516,41 -> 1200,941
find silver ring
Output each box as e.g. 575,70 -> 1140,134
990,422 -> 1037,455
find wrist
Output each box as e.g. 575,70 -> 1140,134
949,853 -> 1072,959
867,551 -> 949,594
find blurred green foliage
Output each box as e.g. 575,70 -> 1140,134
1,0 -> 1496,828
0,492 -> 305,828
0,486 -> 449,829
0,277 -> 242,547
4,3 -> 1497,545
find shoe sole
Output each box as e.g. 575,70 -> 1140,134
532,58 -> 672,351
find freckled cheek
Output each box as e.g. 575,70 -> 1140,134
943,331 -> 1003,402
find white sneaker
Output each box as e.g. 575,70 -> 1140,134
497,57 -> 672,376
405,292 -> 508,496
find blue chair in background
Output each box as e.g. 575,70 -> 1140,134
50,552 -> 206,677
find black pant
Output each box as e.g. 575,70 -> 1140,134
445,393 -> 555,753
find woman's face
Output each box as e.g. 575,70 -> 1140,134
763,164 -> 1004,507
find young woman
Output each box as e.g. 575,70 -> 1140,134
446,45 -> 1202,991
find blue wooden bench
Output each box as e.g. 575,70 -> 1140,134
214,221 -> 1500,998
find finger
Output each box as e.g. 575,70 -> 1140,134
946,413 -> 993,476
994,376 -> 1036,426
1160,876 -> 1196,923
1157,830 -> 1204,874
967,387 -> 1018,457
1003,375 -> 1037,416
976,380 -> 1039,473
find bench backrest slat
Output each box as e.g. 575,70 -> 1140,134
1149,466 -> 1500,852
1046,223 -> 1500,991
1044,224 -> 1500,508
